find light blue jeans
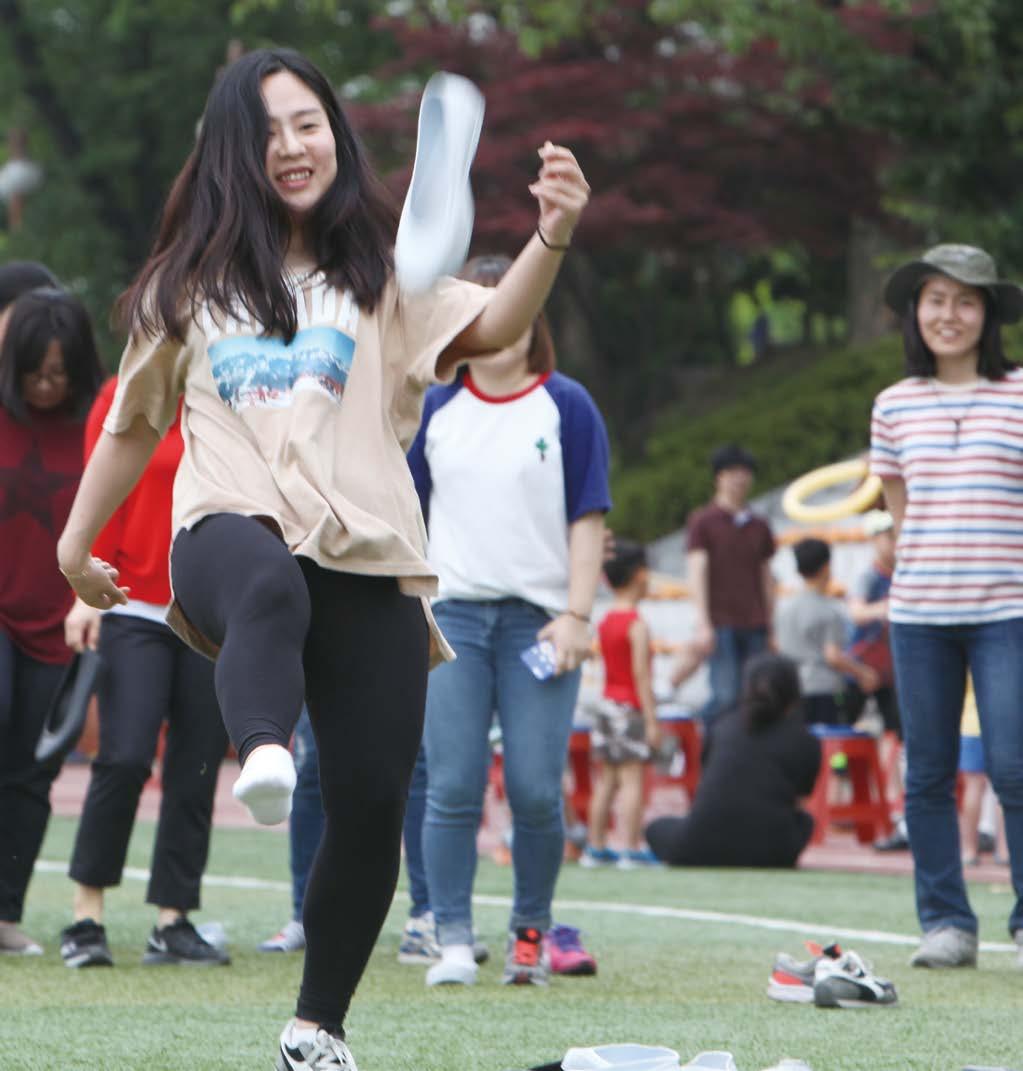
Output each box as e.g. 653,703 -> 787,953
423,598 -> 581,946
699,626 -> 769,723
891,618 -> 1023,937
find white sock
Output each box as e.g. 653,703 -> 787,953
283,1020 -> 319,1046
440,943 -> 475,969
233,744 -> 296,825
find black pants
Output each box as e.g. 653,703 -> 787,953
802,693 -> 846,726
171,514 -> 428,1028
68,614 -> 227,910
843,683 -> 901,738
0,629 -> 66,922
646,809 -> 814,868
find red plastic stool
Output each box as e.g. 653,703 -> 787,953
567,729 -> 593,826
807,731 -> 892,844
880,730 -> 904,814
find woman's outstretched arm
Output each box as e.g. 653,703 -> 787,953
57,414 -> 160,608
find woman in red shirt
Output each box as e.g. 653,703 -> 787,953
59,378 -> 228,968
0,278 -> 104,955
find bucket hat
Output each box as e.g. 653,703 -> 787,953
34,650 -> 102,763
883,244 -> 1023,323
394,72 -> 485,294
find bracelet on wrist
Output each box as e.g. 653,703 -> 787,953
562,609 -> 590,624
536,225 -> 571,252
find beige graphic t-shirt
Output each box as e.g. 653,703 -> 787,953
104,271 -> 491,662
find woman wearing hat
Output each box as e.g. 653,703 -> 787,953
870,243 -> 1023,969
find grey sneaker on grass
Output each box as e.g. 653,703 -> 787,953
259,919 -> 306,953
909,925 -> 978,968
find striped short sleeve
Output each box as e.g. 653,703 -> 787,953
873,371 -> 1023,625
869,399 -> 901,479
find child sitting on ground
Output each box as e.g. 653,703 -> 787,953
581,540 -> 662,869
775,538 -> 879,725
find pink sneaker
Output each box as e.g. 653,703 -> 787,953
544,923 -> 597,976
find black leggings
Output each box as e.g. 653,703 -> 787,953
0,630 -> 66,922
68,614 -> 227,910
171,513 -> 428,1027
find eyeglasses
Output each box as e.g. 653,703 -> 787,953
22,367 -> 68,386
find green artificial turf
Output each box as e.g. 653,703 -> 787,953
1,817 -> 1019,1070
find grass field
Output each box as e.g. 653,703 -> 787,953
1,817 -> 1020,1071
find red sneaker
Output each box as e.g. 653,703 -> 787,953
502,926 -> 548,985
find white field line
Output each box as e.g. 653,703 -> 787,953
35,860 -> 1018,954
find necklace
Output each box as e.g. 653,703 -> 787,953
928,378 -> 983,448
285,265 -> 320,288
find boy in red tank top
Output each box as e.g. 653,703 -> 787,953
581,540 -> 662,868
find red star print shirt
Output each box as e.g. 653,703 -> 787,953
0,406 -> 83,663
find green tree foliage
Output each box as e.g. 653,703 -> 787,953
609,334 -> 904,540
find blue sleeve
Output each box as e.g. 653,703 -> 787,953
545,373 -> 612,522
406,380 -> 461,528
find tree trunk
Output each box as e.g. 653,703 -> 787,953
846,216 -> 892,343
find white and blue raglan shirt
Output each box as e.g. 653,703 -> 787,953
407,369 -> 611,614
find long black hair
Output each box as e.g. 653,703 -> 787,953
117,48 -> 398,343
900,288 -> 1015,380
0,288 -> 105,423
741,652 -> 802,732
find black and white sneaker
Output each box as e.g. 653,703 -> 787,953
142,917 -> 230,966
277,1020 -> 357,1070
813,949 -> 897,1008
60,918 -> 113,968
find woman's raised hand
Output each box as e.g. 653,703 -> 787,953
529,142 -> 590,248
59,555 -> 129,611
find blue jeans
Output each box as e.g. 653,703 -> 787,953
891,619 -> 1023,936
699,626 -> 768,723
290,713 -> 431,921
404,747 -> 430,918
289,708 -> 324,921
423,598 -> 581,946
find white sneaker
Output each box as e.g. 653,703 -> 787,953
813,949 -> 897,1007
425,944 -> 478,986
259,919 -> 306,953
394,72 -> 485,294
233,744 -> 296,825
277,1020 -> 356,1070
682,1053 -> 738,1070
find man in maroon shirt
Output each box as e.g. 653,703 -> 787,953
687,444 -> 776,722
